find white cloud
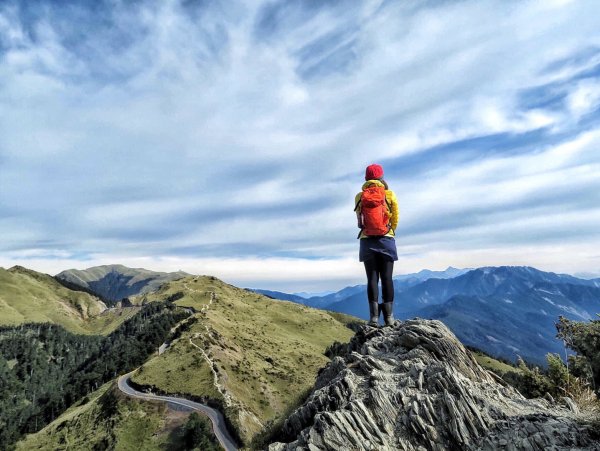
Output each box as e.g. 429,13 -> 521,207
567,79 -> 600,118
1,0 -> 600,289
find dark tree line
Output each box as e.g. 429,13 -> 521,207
491,315 -> 600,404
179,412 -> 220,451
556,314 -> 600,396
0,302 -> 190,449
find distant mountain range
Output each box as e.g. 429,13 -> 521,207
56,264 -> 189,303
292,290 -> 335,299
394,266 -> 471,282
250,288 -> 307,303
253,266 -> 600,365
251,267 -> 469,309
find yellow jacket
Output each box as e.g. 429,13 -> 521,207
355,180 -> 399,239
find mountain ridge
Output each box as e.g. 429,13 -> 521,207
125,274 -> 357,445
56,264 -> 190,303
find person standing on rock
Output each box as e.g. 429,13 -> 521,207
354,164 -> 399,326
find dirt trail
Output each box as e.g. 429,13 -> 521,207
185,285 -> 264,430
188,292 -> 232,407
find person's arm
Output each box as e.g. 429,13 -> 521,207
354,192 -> 362,228
388,191 -> 399,232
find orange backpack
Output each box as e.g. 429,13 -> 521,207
355,185 -> 391,237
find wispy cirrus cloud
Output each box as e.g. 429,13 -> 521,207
1,0 -> 600,290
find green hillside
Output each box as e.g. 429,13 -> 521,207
16,382 -> 219,451
0,266 -> 137,335
132,275 -> 357,445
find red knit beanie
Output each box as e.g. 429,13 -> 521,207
365,164 -> 384,180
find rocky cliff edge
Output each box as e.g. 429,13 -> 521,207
269,319 -> 599,451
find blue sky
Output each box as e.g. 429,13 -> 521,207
1,0 -> 600,291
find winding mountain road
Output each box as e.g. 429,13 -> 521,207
117,372 -> 239,451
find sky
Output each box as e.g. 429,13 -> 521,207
1,0 -> 600,292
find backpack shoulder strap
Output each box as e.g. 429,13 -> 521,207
384,191 -> 392,211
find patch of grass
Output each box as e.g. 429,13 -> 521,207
250,386 -> 313,450
131,340 -> 222,401
136,278 -> 213,311
472,350 -> 522,375
113,402 -> 164,451
84,307 -> 140,335
323,310 -> 365,328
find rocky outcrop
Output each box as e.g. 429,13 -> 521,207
269,320 -> 599,451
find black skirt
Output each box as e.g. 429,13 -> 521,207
359,236 -> 398,262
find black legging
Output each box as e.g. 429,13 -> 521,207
364,253 -> 394,303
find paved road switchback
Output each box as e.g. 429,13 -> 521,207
117,372 -> 239,451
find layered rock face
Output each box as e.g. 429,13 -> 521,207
270,320 -> 599,451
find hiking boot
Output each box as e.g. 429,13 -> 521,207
368,302 -> 380,326
382,302 -> 395,326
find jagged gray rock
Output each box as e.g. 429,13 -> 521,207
269,320 -> 599,451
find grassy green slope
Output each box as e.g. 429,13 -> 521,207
472,350 -> 522,375
133,275 -> 357,444
84,307 -> 140,335
0,266 -> 136,335
16,382 -> 214,451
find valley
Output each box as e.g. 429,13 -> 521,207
2,263 -> 598,450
